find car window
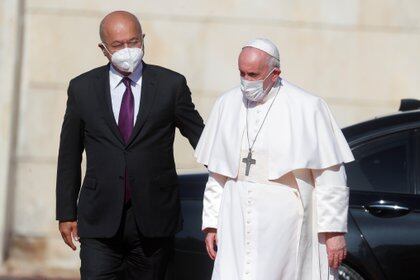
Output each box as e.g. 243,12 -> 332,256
345,130 -> 412,194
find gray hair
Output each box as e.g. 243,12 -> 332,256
268,56 -> 280,70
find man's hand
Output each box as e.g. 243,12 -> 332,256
59,221 -> 79,251
325,232 -> 347,269
204,228 -> 218,260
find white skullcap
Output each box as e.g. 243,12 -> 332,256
242,38 -> 280,66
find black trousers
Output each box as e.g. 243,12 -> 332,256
80,204 -> 174,280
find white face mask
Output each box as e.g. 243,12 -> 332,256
240,68 -> 275,102
103,45 -> 144,73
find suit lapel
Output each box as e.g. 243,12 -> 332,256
126,63 -> 158,147
95,65 -> 125,146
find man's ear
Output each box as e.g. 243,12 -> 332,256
273,68 -> 281,80
98,43 -> 107,57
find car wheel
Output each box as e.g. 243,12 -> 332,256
338,263 -> 365,280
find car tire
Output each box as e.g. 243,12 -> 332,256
338,263 -> 365,280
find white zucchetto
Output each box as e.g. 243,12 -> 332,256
242,38 -> 280,66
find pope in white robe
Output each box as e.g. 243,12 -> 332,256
194,38 -> 355,280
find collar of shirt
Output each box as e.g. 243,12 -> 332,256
109,62 -> 144,89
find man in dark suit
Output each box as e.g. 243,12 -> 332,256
56,10 -> 204,279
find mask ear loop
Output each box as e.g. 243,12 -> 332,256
101,42 -> 113,56
262,68 -> 277,95
263,68 -> 276,81
141,40 -> 145,55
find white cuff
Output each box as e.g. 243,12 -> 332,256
315,185 -> 349,233
201,219 -> 218,231
201,172 -> 226,232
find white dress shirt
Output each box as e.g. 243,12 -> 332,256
109,63 -> 143,125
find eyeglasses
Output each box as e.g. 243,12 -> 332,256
102,34 -> 145,51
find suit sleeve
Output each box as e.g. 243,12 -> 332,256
312,164 -> 349,233
56,80 -> 85,222
202,172 -> 227,231
175,76 -> 204,149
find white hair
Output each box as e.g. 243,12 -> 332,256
268,56 -> 280,69
267,55 -> 280,70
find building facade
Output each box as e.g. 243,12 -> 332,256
0,0 -> 420,276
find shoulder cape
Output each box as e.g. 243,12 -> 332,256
195,79 -> 354,180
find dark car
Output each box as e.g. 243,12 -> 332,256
173,99 -> 420,280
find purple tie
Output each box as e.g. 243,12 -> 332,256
118,77 -> 135,143
118,77 -> 134,203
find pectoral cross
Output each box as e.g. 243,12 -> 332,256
242,149 -> 256,176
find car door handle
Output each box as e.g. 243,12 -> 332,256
365,201 -> 410,218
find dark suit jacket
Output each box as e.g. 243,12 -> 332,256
56,63 -> 204,238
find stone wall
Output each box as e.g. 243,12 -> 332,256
0,0 -> 23,272
1,0 -> 420,275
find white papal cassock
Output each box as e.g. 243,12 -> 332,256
195,78 -> 355,280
